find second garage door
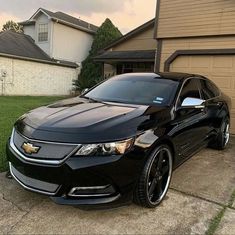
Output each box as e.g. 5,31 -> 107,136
170,55 -> 235,134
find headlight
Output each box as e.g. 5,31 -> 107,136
74,138 -> 134,156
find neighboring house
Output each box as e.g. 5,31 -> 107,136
0,30 -> 78,95
154,0 -> 235,134
94,19 -> 156,77
20,8 -> 98,65
0,8 -> 99,96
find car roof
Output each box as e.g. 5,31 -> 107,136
114,72 -> 201,82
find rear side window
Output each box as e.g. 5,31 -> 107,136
200,79 -> 220,100
178,78 -> 201,105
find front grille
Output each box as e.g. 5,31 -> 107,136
12,129 -> 79,161
10,163 -> 59,195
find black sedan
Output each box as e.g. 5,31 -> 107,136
7,72 -> 231,208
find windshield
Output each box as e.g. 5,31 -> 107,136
84,75 -> 179,106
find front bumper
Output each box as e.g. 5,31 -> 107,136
7,139 -> 146,207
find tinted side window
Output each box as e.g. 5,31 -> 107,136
200,80 -> 220,100
178,79 -> 201,105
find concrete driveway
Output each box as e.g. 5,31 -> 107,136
1,138 -> 234,235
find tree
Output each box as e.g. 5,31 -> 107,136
74,18 -> 122,91
2,20 -> 23,33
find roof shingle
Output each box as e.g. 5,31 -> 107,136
0,31 -> 50,61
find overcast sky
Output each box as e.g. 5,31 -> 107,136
0,0 -> 156,34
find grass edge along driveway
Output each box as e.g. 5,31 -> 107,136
0,96 -> 65,172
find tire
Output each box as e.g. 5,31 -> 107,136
134,145 -> 173,208
212,117 -> 230,150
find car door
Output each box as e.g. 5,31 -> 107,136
200,78 -> 222,137
172,78 -> 208,159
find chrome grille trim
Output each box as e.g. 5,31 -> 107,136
10,129 -> 81,165
9,163 -> 59,196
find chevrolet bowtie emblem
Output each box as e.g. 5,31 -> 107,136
21,142 -> 40,154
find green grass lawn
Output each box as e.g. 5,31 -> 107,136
0,96 -> 65,172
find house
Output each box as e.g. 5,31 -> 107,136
0,8 -> 99,96
20,8 -> 98,65
0,30 -> 78,95
94,19 -> 156,77
154,0 -> 235,134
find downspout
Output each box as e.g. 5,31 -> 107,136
154,0 -> 162,73
154,39 -> 162,73
154,48 -> 158,73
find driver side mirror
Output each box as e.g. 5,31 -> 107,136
181,97 -> 205,109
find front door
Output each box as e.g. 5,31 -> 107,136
172,78 -> 208,159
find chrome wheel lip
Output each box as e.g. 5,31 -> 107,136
224,123 -> 230,146
146,147 -> 172,206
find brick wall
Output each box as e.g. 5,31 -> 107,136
0,57 -> 79,96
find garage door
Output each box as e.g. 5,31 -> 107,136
170,55 -> 235,134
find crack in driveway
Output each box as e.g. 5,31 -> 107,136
6,198 -> 47,235
2,193 -> 27,213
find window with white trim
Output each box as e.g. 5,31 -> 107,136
38,23 -> 48,42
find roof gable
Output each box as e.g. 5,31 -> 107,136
102,19 -> 155,51
29,8 -> 54,20
21,8 -> 98,34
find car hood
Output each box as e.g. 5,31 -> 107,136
15,97 -> 171,143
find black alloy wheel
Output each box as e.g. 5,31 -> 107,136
211,117 -> 230,150
223,121 -> 230,147
134,145 -> 173,208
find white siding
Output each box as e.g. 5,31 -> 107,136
23,25 -> 36,41
22,12 -> 95,62
0,57 -> 79,96
52,22 -> 93,63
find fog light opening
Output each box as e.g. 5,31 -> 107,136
68,185 -> 115,198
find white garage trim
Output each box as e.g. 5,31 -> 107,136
164,48 -> 235,72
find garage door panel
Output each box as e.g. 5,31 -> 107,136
231,98 -> 235,110
170,55 -> 235,134
171,56 -> 190,69
231,117 -> 235,134
211,68 -> 234,73
209,75 -> 232,89
191,56 -> 211,68
191,68 -> 211,74
213,56 -> 233,68
223,91 -> 235,98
